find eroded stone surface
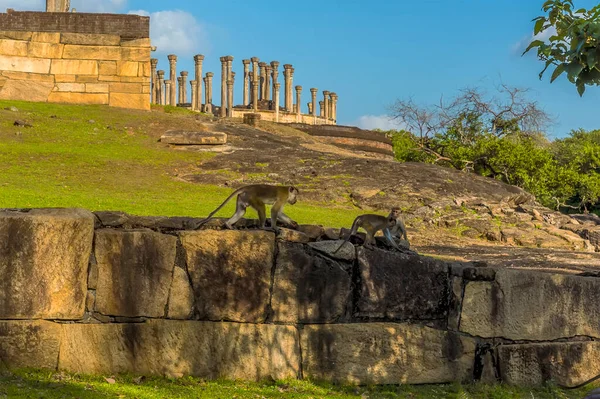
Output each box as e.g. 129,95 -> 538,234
0,321 -> 61,369
271,242 -> 352,323
160,130 -> 227,145
301,323 -> 476,384
94,229 -> 177,317
166,266 -> 194,320
179,230 -> 275,322
0,208 -> 94,319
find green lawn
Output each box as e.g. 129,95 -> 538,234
0,100 -> 364,227
0,369 -> 595,399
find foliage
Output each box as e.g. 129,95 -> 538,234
524,0 -> 600,95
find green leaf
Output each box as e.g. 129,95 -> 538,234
575,8 -> 587,14
523,40 -> 544,55
539,59 -> 554,79
576,81 -> 586,96
550,64 -> 566,82
586,49 -> 597,70
566,61 -> 585,80
534,18 -> 546,35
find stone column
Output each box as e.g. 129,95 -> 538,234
46,0 -> 69,12
307,102 -> 313,115
331,92 -> 338,123
323,90 -> 330,120
180,71 -> 188,104
219,56 -> 227,117
274,82 -> 281,123
177,77 -> 183,105
193,54 -> 204,111
191,80 -> 197,112
270,61 -> 279,106
242,59 -> 250,106
259,62 -> 267,100
310,88 -> 318,117
165,80 -> 172,106
150,58 -> 158,104
204,72 -> 214,114
168,54 -> 177,107
319,100 -> 324,117
283,64 -> 293,112
251,57 -> 259,107
295,85 -> 302,121
251,75 -> 259,112
265,65 -> 272,101
157,70 -> 165,105
226,56 -> 234,115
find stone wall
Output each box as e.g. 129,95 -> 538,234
0,11 -> 151,110
231,108 -> 334,125
1,207 -> 599,387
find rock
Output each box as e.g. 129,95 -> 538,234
308,240 -> 356,261
166,267 -> 194,320
448,276 -> 463,331
276,227 -> 309,243
498,341 -> 600,387
0,208 -> 94,319
301,323 -> 476,384
13,120 -> 32,127
179,230 -> 275,322
460,269 -> 600,340
0,321 -> 61,369
85,290 -> 95,312
271,242 -> 352,323
355,248 -> 449,321
323,227 -> 341,240
485,231 -> 501,241
94,211 -> 129,227
5,106 -> 18,112
542,226 -> 595,252
94,229 -> 177,317
160,130 -> 227,145
297,224 -> 324,240
462,267 -> 496,281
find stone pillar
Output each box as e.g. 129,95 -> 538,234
150,58 -> 158,104
157,70 -> 165,105
331,92 -> 338,123
219,56 -> 227,117
310,88 -> 318,117
191,80 -> 197,112
177,77 -> 183,105
180,71 -> 188,104
193,54 -> 204,111
283,64 -> 293,112
270,61 -> 279,106
307,102 -> 313,115
251,57 -> 259,107
46,0 -> 69,12
251,75 -> 259,112
323,90 -> 330,120
204,72 -> 214,114
168,55 -> 177,107
295,85 -> 302,121
259,62 -> 267,100
265,65 -> 272,101
242,59 -> 250,106
165,80 -> 172,106
319,100 -> 324,117
274,82 -> 281,123
226,56 -> 234,115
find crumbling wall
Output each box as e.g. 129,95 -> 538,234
0,207 -> 599,386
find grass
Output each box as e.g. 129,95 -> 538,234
0,369 -> 595,399
0,100 -> 365,227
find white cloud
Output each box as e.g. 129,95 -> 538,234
129,9 -> 208,55
512,26 -> 558,55
354,115 -> 405,131
0,0 -> 43,11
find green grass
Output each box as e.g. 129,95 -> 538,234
0,100 -> 365,227
0,369 -> 595,399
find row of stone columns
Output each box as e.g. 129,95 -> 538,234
150,54 -> 338,122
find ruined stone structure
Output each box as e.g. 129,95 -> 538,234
0,207 -> 599,387
0,9 -> 151,110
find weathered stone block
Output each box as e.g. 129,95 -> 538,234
139,62 -> 151,77
356,248 -> 449,321
271,242 -> 352,323
0,321 -> 61,370
61,33 -> 121,46
116,61 -> 139,77
63,45 -> 121,61
1,70 -> 54,82
166,267 -> 194,319
98,61 -> 117,75
301,323 -> 476,384
0,39 -> 28,56
179,230 -> 275,323
160,130 -> 227,145
48,92 -> 108,105
0,31 -> 32,41
0,55 -> 51,73
28,42 -> 64,58
460,269 -> 600,340
94,229 -> 177,317
54,74 -> 76,83
0,80 -> 53,102
31,32 -> 61,43
109,82 -> 142,93
55,82 -> 85,92
498,342 -> 600,387
119,76 -> 149,83
75,75 -> 100,83
50,59 -> 98,75
85,83 -> 109,93
0,208 -> 94,319
308,240 -> 355,261
120,38 -> 151,47
121,47 -> 150,62
109,92 -> 149,110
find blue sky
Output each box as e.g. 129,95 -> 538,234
2,0 -> 599,137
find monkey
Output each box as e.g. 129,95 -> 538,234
333,207 -> 407,254
194,184 -> 299,233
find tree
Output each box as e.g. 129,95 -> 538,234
524,0 -> 600,95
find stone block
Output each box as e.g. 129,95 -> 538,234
0,55 -> 51,74
109,82 -> 142,93
0,39 -> 28,57
120,38 -> 151,47
119,76 -> 149,83
460,269 -> 600,340
0,71 -> 54,82
166,267 -> 194,319
356,248 -> 449,321
301,323 -> 476,385
60,33 -> 121,46
179,230 -> 275,323
271,242 -> 352,323
55,82 -> 85,92
75,75 -> 100,83
54,74 -> 76,83
0,80 -> 53,102
117,61 -> 139,77
31,32 -> 61,43
498,341 -> 600,387
308,240 -> 355,261
48,92 -> 108,105
63,45 -> 121,61
85,83 -> 109,93
0,31 -> 33,41
109,92 -> 149,110
0,208 -> 94,319
160,130 -> 227,145
139,62 -> 151,77
50,59 -> 98,75
121,47 -> 150,62
0,321 -> 61,370
94,229 -> 177,318
98,61 -> 117,75
142,83 -> 151,94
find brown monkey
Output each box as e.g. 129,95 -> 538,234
333,207 -> 407,253
195,184 -> 299,233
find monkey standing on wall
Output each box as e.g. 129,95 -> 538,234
333,207 -> 408,254
195,184 -> 299,233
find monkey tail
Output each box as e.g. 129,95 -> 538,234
194,187 -> 244,229
332,217 -> 360,254
559,372 -> 600,390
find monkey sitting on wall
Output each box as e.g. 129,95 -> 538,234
195,184 -> 299,233
333,207 -> 407,254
